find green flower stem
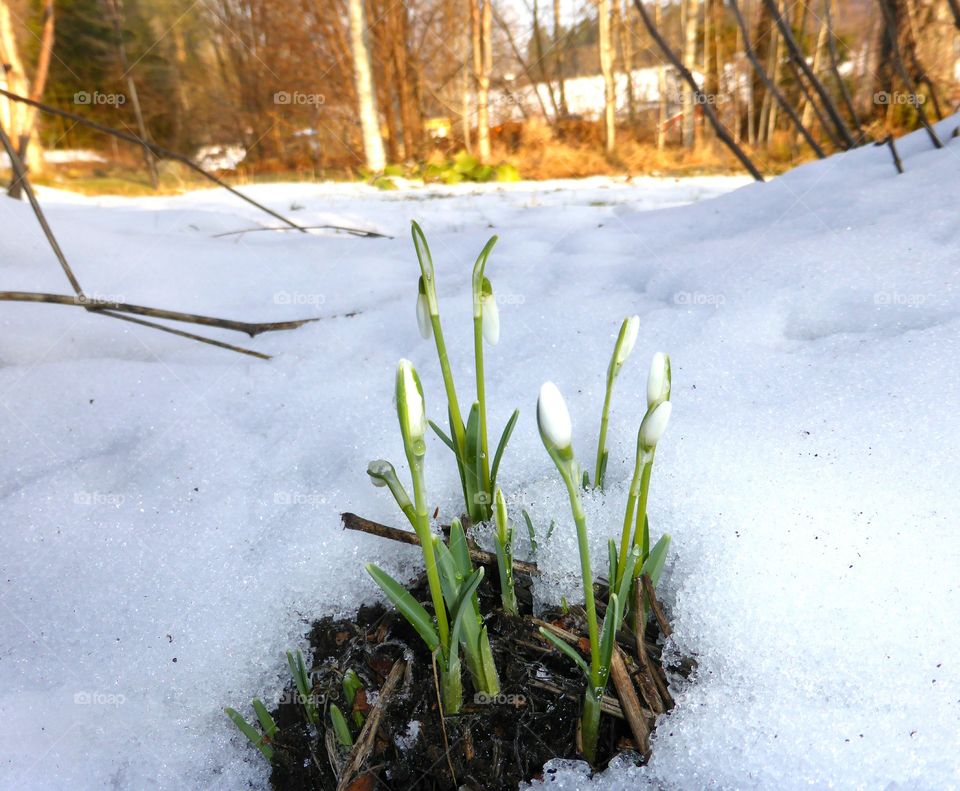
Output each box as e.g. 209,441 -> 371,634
409,456 -> 449,651
580,687 -> 603,765
559,468 -> 601,690
430,314 -> 468,468
631,452 -> 655,565
616,452 -> 648,591
474,314 -> 492,513
593,379 -> 614,488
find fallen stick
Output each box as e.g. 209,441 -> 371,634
0,125 -> 85,297
634,584 -> 674,709
526,677 -> 629,720
341,512 -> 539,577
878,136 -> 904,174
96,310 -> 270,360
610,645 -> 651,756
631,0 -> 765,182
336,658 -> 406,791
213,224 -> 391,239
0,292 -> 318,338
0,88 -> 309,232
641,574 -> 672,639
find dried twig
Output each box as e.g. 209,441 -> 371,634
875,0 -> 943,149
763,0 -> 857,149
341,512 -> 539,576
631,0 -> 764,182
213,224 -> 391,239
610,645 -> 650,756
96,309 -> 270,360
634,584 -> 674,709
0,88 -> 308,232
0,292 -> 318,337
878,135 -> 904,174
336,658 -> 406,791
0,125 -> 85,296
729,0 -> 826,158
641,574 -> 672,639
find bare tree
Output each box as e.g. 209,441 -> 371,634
470,0 -> 493,161
681,0 -> 699,148
597,0 -> 616,153
1,0 -> 53,192
348,0 -> 386,171
553,0 -> 567,115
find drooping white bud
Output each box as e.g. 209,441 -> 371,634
481,293 -> 500,345
640,401 -> 672,448
647,352 -> 669,407
367,459 -> 393,486
398,359 -> 425,442
615,315 -> 640,365
537,381 -> 572,451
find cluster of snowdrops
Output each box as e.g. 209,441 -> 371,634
228,222 -> 674,766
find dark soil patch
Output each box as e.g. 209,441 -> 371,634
269,574 -> 686,790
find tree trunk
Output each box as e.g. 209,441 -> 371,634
598,0 -> 616,154
553,0 -> 567,116
655,0 -> 667,150
681,0 -> 699,148
1,0 -> 48,194
798,6 -> 829,139
348,0 -> 386,171
471,0 -> 492,161
14,0 -> 54,177
617,0 -> 635,123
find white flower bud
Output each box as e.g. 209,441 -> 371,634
647,352 -> 669,407
416,281 -> 433,340
481,293 -> 500,345
537,381 -> 572,451
640,401 -> 672,448
615,315 -> 640,365
398,359 -> 425,441
367,459 -> 393,486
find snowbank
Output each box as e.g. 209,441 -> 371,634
0,122 -> 958,790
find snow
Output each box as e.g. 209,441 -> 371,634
1,119 -> 959,790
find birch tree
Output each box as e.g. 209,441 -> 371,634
681,0 -> 699,148
470,0 -> 492,161
348,0 -> 386,172
597,0 -> 615,154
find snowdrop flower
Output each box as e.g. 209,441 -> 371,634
595,316 -> 641,489
396,359 -> 426,447
537,381 -> 573,454
416,277 -> 432,340
615,315 -> 639,366
480,291 -> 500,345
646,352 -> 671,407
640,401 -> 672,448
367,460 -> 392,486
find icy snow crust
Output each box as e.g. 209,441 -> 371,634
1,123 -> 958,789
